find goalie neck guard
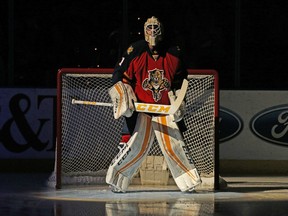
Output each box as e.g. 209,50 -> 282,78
144,16 -> 162,47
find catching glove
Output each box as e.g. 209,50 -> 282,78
109,81 -> 137,119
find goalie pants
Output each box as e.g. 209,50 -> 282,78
106,113 -> 201,192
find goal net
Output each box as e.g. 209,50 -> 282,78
51,68 -> 219,190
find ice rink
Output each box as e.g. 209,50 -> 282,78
1,173 -> 288,216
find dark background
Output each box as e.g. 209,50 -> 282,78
0,0 -> 287,89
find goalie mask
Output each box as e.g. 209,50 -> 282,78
144,16 -> 162,46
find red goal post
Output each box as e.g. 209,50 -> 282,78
54,68 -> 219,190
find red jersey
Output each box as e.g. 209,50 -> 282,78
113,40 -> 188,105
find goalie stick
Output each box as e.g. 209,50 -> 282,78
71,79 -> 188,115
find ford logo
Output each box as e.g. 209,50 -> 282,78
250,105 -> 288,146
219,107 -> 243,142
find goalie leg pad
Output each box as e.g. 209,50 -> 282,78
152,115 -> 201,192
107,171 -> 130,193
174,168 -> 201,192
106,113 -> 155,192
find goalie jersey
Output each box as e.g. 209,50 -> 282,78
112,40 -> 188,105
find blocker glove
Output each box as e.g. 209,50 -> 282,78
168,89 -> 186,122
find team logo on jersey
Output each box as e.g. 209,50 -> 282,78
142,68 -> 170,102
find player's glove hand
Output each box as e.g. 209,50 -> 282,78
168,89 -> 186,122
109,81 -> 137,119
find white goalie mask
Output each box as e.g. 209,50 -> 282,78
144,16 -> 162,46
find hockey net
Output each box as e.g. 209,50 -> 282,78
51,68 -> 219,190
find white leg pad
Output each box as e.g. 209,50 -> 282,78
174,168 -> 202,192
106,169 -> 130,192
106,113 -> 155,192
152,115 -> 202,192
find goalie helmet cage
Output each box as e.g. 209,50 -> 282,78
55,68 -> 219,190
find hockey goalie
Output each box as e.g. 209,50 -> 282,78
106,16 -> 201,193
